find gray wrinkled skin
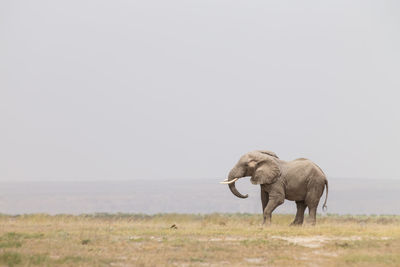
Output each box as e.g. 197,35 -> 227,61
226,150 -> 328,226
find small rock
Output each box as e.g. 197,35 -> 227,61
81,239 -> 90,245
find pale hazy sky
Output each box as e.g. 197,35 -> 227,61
1,0 -> 399,181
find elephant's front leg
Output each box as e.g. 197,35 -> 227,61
262,195 -> 284,226
260,187 -> 269,214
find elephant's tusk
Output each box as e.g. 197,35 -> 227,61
219,177 -> 239,184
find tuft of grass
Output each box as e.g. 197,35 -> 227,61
129,237 -> 146,242
342,253 -> 400,265
190,257 -> 205,262
0,252 -> 22,267
0,232 -> 45,248
56,255 -> 87,264
28,254 -> 49,265
0,233 -> 22,249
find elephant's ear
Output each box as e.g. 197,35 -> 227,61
250,158 -> 281,185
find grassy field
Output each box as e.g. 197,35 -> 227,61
0,213 -> 399,266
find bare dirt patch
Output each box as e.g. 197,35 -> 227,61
271,235 -> 390,248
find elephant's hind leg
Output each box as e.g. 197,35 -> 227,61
307,205 -> 318,225
305,186 -> 323,225
290,201 -> 306,226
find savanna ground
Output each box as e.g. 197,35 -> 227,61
0,213 -> 399,266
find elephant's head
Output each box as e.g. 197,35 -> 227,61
220,150 -> 281,198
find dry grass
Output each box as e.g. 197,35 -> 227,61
0,213 -> 399,266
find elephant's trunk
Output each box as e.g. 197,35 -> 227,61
226,167 -> 248,199
228,181 -> 248,198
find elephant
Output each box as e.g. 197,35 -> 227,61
221,150 -> 328,226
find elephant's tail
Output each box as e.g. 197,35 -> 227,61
322,179 -> 328,211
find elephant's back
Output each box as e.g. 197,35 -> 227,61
286,159 -> 326,181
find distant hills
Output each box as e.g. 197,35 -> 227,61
0,178 -> 399,215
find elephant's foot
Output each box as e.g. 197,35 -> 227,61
304,220 -> 316,226
260,220 -> 271,228
289,221 -> 303,226
290,218 -> 304,226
